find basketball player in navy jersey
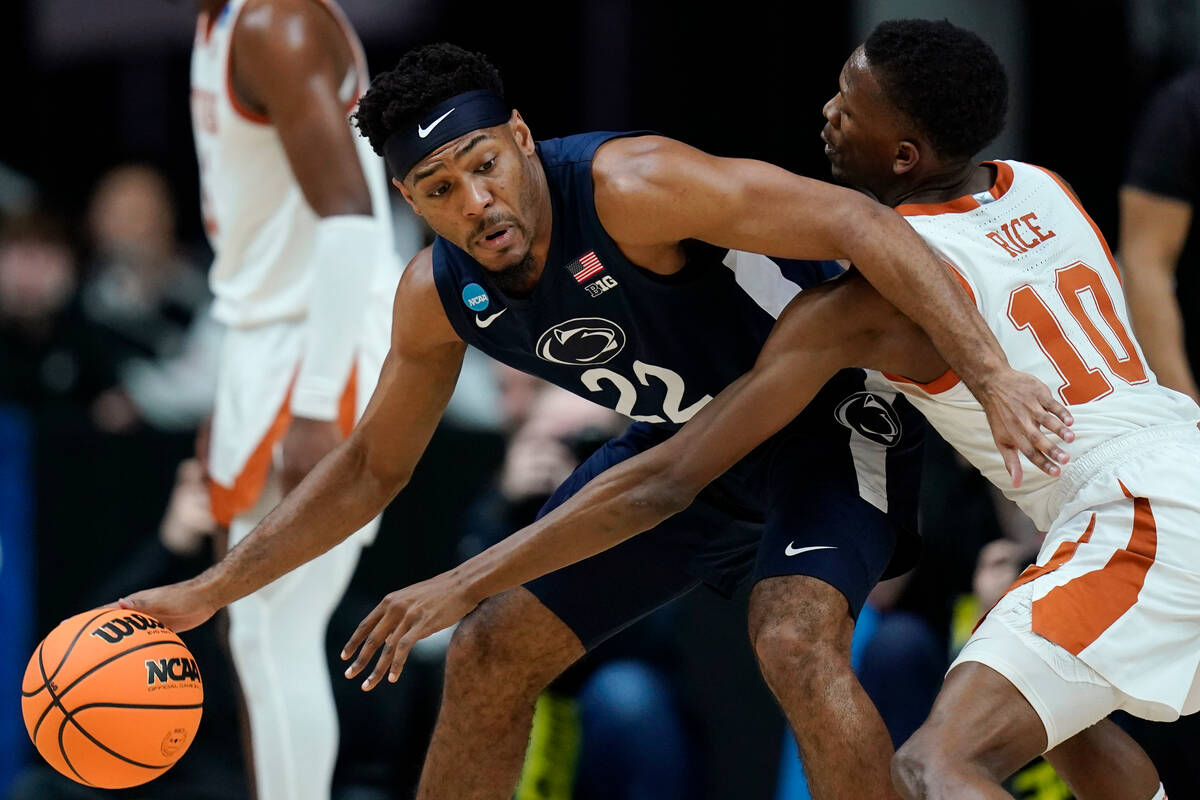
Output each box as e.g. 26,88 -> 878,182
126,43 -> 1072,800
320,27 -> 1190,800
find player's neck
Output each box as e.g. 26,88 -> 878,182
885,162 -> 992,208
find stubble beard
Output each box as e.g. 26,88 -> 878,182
486,250 -> 539,296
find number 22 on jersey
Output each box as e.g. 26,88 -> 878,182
1007,261 -> 1147,405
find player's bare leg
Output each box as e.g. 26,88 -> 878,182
748,575 -> 900,800
417,587 -> 585,800
1045,719 -> 1161,800
892,662 -> 1047,799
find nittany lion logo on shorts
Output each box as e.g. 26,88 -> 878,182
536,318 -> 626,366
834,392 -> 902,447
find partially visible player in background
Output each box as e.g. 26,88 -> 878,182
190,1 -> 399,798
1120,68 -> 1200,404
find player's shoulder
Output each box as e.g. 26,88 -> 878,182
399,245 -> 436,292
1010,160 -> 1082,203
592,135 -> 703,198
235,0 -> 337,49
392,246 -> 462,346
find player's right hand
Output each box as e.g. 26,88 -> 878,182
341,572 -> 480,691
118,581 -> 218,633
974,366 -> 1075,487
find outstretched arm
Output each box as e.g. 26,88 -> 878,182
594,136 -> 1073,485
343,269 -> 1072,689
122,251 -> 467,630
1118,186 -> 1199,401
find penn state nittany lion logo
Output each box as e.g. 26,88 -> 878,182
536,318 -> 626,366
834,392 -> 902,447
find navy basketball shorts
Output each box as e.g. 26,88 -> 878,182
525,369 -> 924,651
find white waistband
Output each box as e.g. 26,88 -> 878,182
1049,421 -> 1200,517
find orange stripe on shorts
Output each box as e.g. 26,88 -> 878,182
209,364 -> 358,528
1031,481 -> 1158,655
972,514 -> 1097,634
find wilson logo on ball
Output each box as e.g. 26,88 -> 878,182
145,657 -> 201,686
90,614 -> 166,644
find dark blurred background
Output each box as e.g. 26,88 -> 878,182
3,1 -> 1200,799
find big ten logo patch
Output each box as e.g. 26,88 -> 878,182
145,657 -> 202,688
90,614 -> 168,645
584,275 -> 619,298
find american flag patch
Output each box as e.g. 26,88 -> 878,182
565,251 -> 605,283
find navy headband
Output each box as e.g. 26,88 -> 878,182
383,90 -> 512,180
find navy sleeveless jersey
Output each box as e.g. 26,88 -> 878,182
431,131 -> 843,428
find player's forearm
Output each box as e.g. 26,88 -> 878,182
453,456 -> 695,604
838,198 -> 1009,388
1123,265 -> 1200,400
197,436 -> 401,608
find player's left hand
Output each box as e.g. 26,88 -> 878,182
280,417 -> 343,495
341,572 -> 478,691
975,367 -> 1074,488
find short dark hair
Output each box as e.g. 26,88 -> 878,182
354,43 -> 504,157
864,19 -> 1008,159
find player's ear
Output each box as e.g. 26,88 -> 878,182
893,140 -> 920,176
509,110 -> 535,155
392,178 -> 422,217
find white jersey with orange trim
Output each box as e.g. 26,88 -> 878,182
887,159 -> 1200,530
190,0 -> 394,327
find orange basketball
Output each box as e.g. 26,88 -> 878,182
20,607 -> 204,789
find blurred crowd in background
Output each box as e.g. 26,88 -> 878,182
4,1 -> 1200,798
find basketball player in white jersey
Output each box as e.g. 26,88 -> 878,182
190,1 -> 397,798
332,21 -> 1198,799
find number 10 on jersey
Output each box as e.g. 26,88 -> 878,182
1007,261 -> 1147,405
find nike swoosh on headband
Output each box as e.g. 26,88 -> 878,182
418,107 -> 456,138
784,543 -> 837,557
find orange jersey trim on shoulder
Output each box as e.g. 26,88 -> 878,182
896,161 -> 1015,217
897,195 -> 981,217
197,10 -> 217,45
884,367 -> 961,395
224,5 -> 270,126
988,161 -> 1015,200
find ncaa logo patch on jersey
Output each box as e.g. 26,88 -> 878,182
536,317 -> 626,366
835,392 -> 902,447
461,282 -> 490,312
